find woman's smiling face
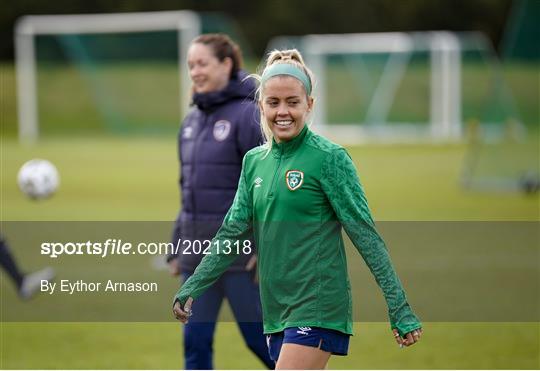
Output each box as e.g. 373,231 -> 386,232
260,75 -> 313,143
187,43 -> 231,94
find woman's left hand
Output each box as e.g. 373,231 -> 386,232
392,328 -> 422,348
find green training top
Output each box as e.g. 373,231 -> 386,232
175,125 -> 421,336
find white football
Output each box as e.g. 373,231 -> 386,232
17,159 -> 59,200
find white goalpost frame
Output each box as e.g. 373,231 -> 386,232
299,32 -> 462,143
14,10 -> 201,143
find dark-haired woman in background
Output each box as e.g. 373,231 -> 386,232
167,34 -> 273,369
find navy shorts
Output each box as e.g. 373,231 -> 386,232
266,327 -> 350,361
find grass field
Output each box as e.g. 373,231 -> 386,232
2,323 -> 538,369
1,60 -> 539,369
1,136 -> 538,369
1,137 -> 538,221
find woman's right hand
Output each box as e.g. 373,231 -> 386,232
172,297 -> 193,323
245,255 -> 258,284
168,258 -> 181,276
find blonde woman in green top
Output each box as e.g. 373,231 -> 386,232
173,49 -> 422,369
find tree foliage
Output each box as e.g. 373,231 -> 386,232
2,0 -> 513,60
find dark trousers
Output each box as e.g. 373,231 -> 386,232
182,271 -> 274,370
0,237 -> 24,288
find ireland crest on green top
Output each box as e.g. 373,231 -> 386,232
286,170 -> 304,191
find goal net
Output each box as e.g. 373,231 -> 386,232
15,11 -> 201,142
266,31 -> 538,192
267,32 -> 464,143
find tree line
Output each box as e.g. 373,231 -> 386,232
1,0 -> 513,60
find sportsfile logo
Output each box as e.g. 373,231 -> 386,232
296,327 -> 311,335
254,177 -> 263,188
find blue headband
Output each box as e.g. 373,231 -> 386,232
260,63 -> 312,95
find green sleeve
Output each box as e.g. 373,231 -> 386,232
173,159 -> 253,306
320,148 -> 421,336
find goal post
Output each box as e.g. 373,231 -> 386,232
266,31 -> 536,192
299,32 -> 462,142
14,10 -> 201,143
